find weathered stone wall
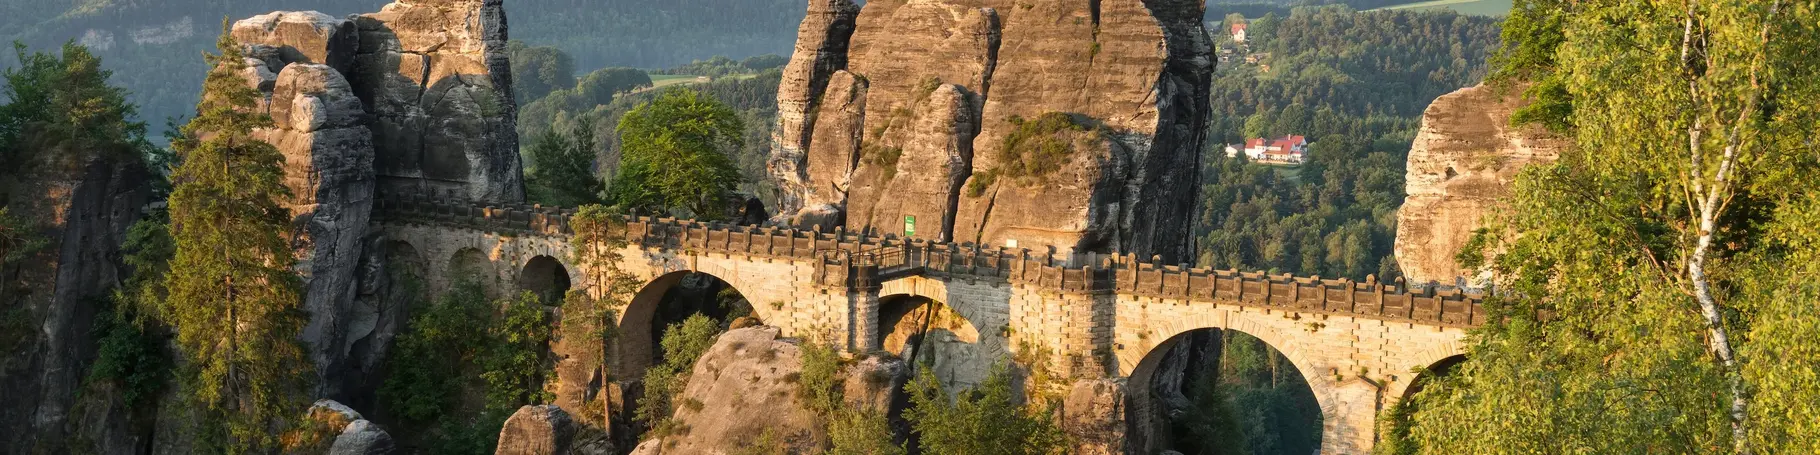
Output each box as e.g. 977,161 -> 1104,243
1396,84 -> 1565,286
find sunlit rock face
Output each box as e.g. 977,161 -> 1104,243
1396,84 -> 1565,287
349,0 -> 525,203
772,0 -> 1212,263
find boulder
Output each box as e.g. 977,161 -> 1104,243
495,405 -> 576,455
330,420 -> 396,455
1395,84 -> 1565,287
641,326 -> 911,453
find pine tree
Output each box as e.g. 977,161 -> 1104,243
157,30 -> 313,453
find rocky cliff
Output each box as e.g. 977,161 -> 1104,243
228,0 -> 523,400
1395,84 -> 1565,286
770,0 -> 1212,262
0,160 -> 154,453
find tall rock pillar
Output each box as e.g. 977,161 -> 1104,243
770,0 -> 863,222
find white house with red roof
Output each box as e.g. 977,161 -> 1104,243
1225,134 -> 1308,164
1231,23 -> 1248,43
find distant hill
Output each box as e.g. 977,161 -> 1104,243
0,0 -> 802,139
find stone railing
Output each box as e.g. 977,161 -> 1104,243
373,190 -> 1487,327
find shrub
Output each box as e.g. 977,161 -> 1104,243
997,113 -> 1088,180
903,364 -> 1066,455
636,314 -> 724,433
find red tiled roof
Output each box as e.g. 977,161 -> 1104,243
1232,23 -> 1248,33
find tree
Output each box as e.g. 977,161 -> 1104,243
156,31 -> 313,453
1397,2 -> 1820,453
611,88 -> 744,220
508,41 -> 577,103
0,42 -> 151,178
526,123 -> 605,207
577,67 -> 653,103
561,204 -> 644,423
903,364 -> 1066,455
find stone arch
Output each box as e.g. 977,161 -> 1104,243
517,255 -> 572,305
1125,326 -> 1325,455
1396,354 -> 1467,403
614,269 -> 757,379
447,247 -> 495,294
876,293 -> 988,389
1387,340 -> 1471,402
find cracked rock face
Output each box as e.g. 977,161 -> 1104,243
1395,84 -> 1564,286
772,0 -> 1211,263
771,0 -> 863,217
237,56 -> 377,399
351,0 -> 524,203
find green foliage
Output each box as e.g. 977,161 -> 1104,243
577,67 -> 654,101
996,113 -> 1088,181
829,406 -> 906,455
964,170 -> 997,198
0,207 -> 46,267
380,282 -> 493,424
482,292 -> 556,410
903,364 -> 1066,455
1192,6 -> 1498,282
84,216 -> 175,409
611,88 -> 745,219
1489,0 -> 1574,133
521,70 -> 781,208
0,41 -> 151,178
526,122 -> 606,207
380,284 -> 557,455
509,41 -> 578,104
1394,2 -> 1820,453
157,29 -> 311,453
860,145 -> 904,181
656,54 -> 788,78
636,314 -> 723,432
796,341 -> 845,415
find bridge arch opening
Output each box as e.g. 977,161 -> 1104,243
517,255 -> 571,305
1381,354 -> 1468,451
447,247 -> 494,293
616,270 -> 753,379
876,294 -> 985,388
1128,328 -> 1323,455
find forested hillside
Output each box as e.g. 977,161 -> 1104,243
1193,6 -> 1501,281
0,0 -> 802,140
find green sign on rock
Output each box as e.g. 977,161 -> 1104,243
905,215 -> 916,237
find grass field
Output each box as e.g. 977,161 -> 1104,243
648,74 -> 709,89
1366,0 -> 1513,16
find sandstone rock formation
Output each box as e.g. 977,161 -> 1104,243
1396,84 -> 1565,286
633,326 -> 909,454
771,0 -> 1212,262
300,400 -> 398,455
246,59 -> 379,398
351,0 -> 525,203
772,0 -> 863,217
0,161 -> 154,453
1063,378 -> 1129,455
495,405 -> 577,455
225,0 -> 525,400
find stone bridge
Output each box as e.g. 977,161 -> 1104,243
370,190 -> 1485,454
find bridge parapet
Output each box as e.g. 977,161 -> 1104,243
373,190 -> 1487,327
